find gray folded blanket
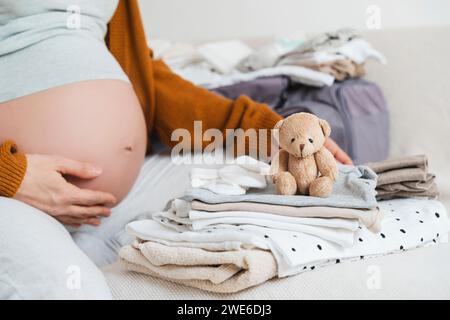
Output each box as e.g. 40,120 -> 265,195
366,155 -> 439,200
182,164 -> 378,209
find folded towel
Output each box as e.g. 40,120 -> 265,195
174,199 -> 383,232
366,155 -> 439,200
119,242 -> 277,293
183,165 -> 378,210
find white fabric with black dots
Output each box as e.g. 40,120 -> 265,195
127,199 -> 449,277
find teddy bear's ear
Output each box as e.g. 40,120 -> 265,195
273,119 -> 284,131
272,119 -> 284,143
319,119 -> 331,137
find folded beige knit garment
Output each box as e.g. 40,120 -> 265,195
366,154 -> 428,174
377,174 -> 436,192
191,200 -> 383,233
375,168 -> 429,186
119,241 -> 277,293
376,182 -> 439,200
366,155 -> 439,200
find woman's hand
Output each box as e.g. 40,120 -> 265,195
14,154 -> 116,228
324,137 -> 353,165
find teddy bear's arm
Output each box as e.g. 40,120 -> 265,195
315,147 -> 339,181
270,149 -> 289,178
270,149 -> 289,173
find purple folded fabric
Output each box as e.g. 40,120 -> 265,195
212,78 -> 390,165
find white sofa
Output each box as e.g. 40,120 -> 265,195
102,26 -> 450,299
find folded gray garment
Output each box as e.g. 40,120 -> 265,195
182,165 -> 378,209
366,155 -> 439,200
377,182 -> 439,200
366,154 -> 428,174
377,174 -> 436,192
375,168 -> 429,186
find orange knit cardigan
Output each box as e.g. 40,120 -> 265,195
0,0 -> 282,197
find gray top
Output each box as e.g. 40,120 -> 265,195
182,165 -> 378,209
0,0 -> 129,103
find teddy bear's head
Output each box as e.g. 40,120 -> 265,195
274,113 -> 331,158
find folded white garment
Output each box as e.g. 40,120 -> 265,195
126,219 -> 269,251
173,63 -> 335,88
154,210 -> 357,247
127,199 -> 449,277
150,39 -> 202,69
188,210 -> 359,230
197,40 -> 253,74
278,38 -> 386,67
227,155 -> 271,175
189,157 -> 268,195
333,38 -> 387,64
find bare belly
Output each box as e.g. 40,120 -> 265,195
0,80 -> 148,203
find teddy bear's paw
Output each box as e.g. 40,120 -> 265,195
329,166 -> 339,181
275,172 -> 297,195
309,176 -> 333,198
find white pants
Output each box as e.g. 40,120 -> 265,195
0,152 -> 193,299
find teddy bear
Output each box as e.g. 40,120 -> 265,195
270,112 -> 338,198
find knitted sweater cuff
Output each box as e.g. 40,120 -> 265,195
0,141 -> 27,197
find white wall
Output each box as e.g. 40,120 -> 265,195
138,0 -> 450,42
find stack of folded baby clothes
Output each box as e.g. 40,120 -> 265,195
237,28 -> 386,81
119,157 -> 449,293
366,154 -> 439,200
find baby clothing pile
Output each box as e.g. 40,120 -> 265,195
367,155 -> 439,200
151,28 -> 385,89
119,157 -> 449,293
237,28 -> 386,81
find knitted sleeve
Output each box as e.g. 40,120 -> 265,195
152,59 -> 282,156
106,0 -> 283,158
0,141 -> 27,197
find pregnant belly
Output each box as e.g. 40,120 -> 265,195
0,80 -> 148,204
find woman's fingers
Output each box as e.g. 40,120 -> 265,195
68,205 -> 112,217
53,157 -> 103,179
57,216 -> 102,227
70,187 -> 116,206
324,138 -> 353,165
334,148 -> 353,165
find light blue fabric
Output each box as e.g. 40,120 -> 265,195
0,197 -> 112,299
182,165 -> 378,209
0,0 -> 128,103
